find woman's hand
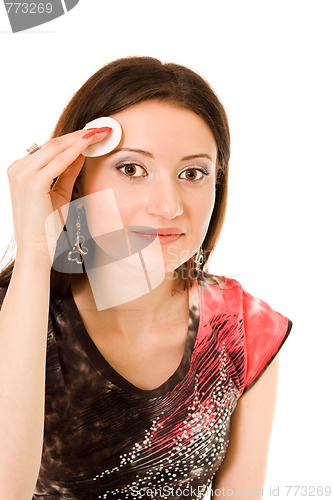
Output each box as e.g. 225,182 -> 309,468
6,127 -> 112,264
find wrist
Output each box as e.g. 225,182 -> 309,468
15,245 -> 53,271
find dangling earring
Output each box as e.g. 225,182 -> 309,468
193,246 -> 204,272
67,207 -> 89,265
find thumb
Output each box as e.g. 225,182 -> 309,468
51,154 -> 85,202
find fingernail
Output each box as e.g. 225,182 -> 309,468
86,126 -> 113,132
82,127 -> 112,139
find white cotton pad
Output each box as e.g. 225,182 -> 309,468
82,117 -> 122,157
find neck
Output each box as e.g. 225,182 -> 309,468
70,270 -> 189,338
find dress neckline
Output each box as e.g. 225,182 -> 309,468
61,278 -> 201,399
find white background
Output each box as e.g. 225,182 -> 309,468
0,1 -> 332,498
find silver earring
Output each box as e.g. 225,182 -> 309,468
67,207 -> 88,265
194,246 -> 204,272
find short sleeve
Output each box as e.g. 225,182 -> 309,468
241,287 -> 293,395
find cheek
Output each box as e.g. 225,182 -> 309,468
188,186 -> 216,237
83,187 -> 125,241
81,177 -> 104,195
79,161 -> 108,195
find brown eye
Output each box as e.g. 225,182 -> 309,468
180,168 -> 207,183
124,165 -> 136,176
185,169 -> 198,181
116,163 -> 146,178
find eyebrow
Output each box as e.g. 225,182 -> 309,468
109,147 -> 214,163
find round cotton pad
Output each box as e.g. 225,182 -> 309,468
82,117 -> 122,157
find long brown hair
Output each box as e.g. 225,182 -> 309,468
0,56 -> 230,297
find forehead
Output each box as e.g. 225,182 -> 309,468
109,100 -> 218,160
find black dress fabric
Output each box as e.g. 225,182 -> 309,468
0,273 -> 293,500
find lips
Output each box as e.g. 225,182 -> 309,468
133,227 -> 185,236
132,232 -> 184,246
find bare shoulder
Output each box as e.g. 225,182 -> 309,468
212,355 -> 280,496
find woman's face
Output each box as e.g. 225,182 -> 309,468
75,100 -> 217,275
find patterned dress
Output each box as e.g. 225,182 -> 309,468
0,273 -> 293,499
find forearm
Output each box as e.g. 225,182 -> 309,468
211,474 -> 265,498
0,249 -> 51,499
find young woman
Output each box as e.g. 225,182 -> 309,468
0,56 -> 292,499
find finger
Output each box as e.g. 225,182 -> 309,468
37,131 -> 110,190
50,154 -> 85,199
19,127 -> 112,174
16,129 -> 84,164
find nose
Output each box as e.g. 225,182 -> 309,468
144,176 -> 183,219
